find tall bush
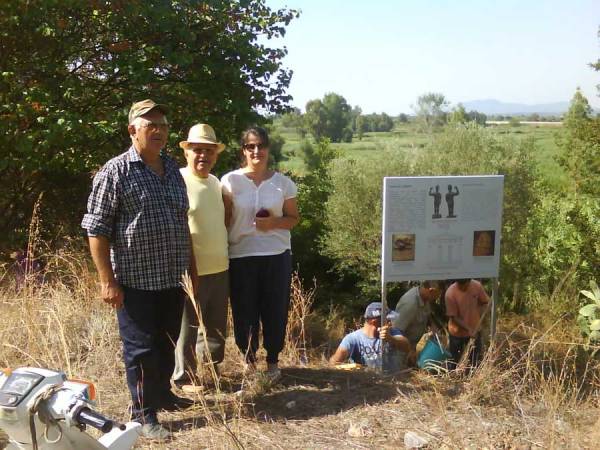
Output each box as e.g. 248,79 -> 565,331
291,140 -> 339,292
322,124 -> 541,310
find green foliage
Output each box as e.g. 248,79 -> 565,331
349,105 -> 362,132
448,103 -> 468,124
0,0 -> 298,249
545,89 -> 600,299
322,124 -> 541,308
556,90 -> 600,197
279,108 -> 306,138
322,150 -> 414,299
577,281 -> 600,348
449,104 -> 486,126
508,117 -> 521,127
563,88 -> 592,129
397,113 -> 409,123
341,127 -> 353,143
467,110 -> 487,126
356,113 -> 394,133
304,93 -> 352,143
291,139 -> 339,288
413,92 -> 448,132
263,124 -> 286,167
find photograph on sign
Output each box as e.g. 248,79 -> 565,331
392,233 -> 415,261
473,230 -> 495,257
381,176 -> 504,282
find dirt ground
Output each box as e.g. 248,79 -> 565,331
134,357 -> 599,449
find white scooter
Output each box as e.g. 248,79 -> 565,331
0,367 -> 140,450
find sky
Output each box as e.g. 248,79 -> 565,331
264,0 -> 600,114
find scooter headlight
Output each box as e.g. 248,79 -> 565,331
0,371 -> 44,407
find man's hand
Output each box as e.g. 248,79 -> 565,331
100,280 -> 124,309
379,324 -> 393,342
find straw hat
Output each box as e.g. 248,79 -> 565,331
179,124 -> 225,152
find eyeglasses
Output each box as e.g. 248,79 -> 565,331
136,117 -> 169,132
242,143 -> 267,151
139,122 -> 169,132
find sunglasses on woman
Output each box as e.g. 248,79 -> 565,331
242,143 -> 267,151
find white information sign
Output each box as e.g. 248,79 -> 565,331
381,176 -> 504,282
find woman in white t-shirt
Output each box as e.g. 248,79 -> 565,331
221,126 -> 299,380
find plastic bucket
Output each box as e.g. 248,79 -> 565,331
417,336 -> 451,372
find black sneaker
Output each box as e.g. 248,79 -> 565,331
140,423 -> 171,440
157,392 -> 195,411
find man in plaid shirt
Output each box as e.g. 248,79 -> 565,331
82,99 -> 193,440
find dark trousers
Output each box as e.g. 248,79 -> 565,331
117,285 -> 184,423
448,334 -> 482,372
229,250 -> 292,365
173,270 -> 229,382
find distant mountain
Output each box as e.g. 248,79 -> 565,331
461,99 -> 569,116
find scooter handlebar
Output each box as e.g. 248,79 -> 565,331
75,407 -> 125,433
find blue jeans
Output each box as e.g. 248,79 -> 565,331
229,250 -> 292,365
117,285 -> 184,423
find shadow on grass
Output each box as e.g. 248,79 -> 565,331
160,366 -> 426,428
247,366 -> 418,421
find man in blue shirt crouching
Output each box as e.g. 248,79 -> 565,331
330,302 -> 410,372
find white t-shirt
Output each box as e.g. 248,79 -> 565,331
221,169 -> 297,258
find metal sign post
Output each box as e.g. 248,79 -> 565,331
380,186 -> 389,373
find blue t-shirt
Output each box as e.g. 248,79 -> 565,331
339,328 -> 404,369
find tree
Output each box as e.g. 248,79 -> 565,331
413,92 -> 449,132
0,0 -> 298,249
563,87 -> 592,129
397,113 -> 409,123
374,112 -> 394,132
350,105 -> 362,132
291,139 -> 339,293
467,110 -> 487,126
448,103 -> 468,124
304,93 -> 352,142
355,115 -> 366,140
557,88 -> 597,195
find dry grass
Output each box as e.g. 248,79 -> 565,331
1,249 -> 600,449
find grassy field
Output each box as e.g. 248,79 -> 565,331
1,257 -> 599,449
277,121 -> 568,189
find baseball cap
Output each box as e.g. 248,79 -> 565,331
128,99 -> 168,124
364,302 -> 399,321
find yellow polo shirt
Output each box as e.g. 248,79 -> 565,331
180,168 -> 229,275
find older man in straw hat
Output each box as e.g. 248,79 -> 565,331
82,100 -> 194,440
173,123 -> 230,392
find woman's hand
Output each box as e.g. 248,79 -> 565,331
255,216 -> 276,231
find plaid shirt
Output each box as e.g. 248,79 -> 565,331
82,146 -> 190,291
